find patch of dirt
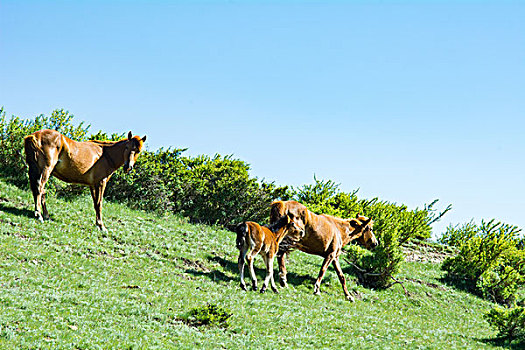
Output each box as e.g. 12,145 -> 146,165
402,241 -> 456,264
404,277 -> 448,291
403,248 -> 450,263
180,257 -> 210,273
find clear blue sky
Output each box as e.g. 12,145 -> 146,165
1,1 -> 524,238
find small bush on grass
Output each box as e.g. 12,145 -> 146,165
485,305 -> 525,340
345,219 -> 404,289
180,303 -> 232,328
442,219 -> 524,305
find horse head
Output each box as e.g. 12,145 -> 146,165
347,214 -> 379,250
123,131 -> 147,172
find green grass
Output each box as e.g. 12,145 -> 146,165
0,179 -> 521,349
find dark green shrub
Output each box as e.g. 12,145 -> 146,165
485,305 -> 525,340
442,220 -> 524,305
182,303 -> 232,328
106,149 -> 288,226
439,220 -> 481,247
179,154 -> 287,226
345,219 -> 404,289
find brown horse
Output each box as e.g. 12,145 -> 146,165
24,129 -> 146,231
270,200 -> 378,301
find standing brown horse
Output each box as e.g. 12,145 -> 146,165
24,129 -> 146,231
270,200 -> 378,301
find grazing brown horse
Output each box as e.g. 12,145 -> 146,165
24,129 -> 146,231
235,215 -> 302,293
270,200 -> 378,301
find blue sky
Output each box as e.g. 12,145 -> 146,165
1,1 -> 524,237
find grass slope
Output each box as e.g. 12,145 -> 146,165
0,179 -> 513,349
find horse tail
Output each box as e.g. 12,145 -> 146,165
24,135 -> 42,164
24,135 -> 42,192
235,222 -> 248,250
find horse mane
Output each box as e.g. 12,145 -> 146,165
88,139 -> 126,146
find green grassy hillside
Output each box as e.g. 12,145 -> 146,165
0,179 -> 514,349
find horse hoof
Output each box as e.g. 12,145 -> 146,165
35,213 -> 44,223
240,284 -> 247,291
313,290 -> 321,296
346,295 -> 355,302
272,288 -> 279,294
260,288 -> 266,294
279,280 -> 288,288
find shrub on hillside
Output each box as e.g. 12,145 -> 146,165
442,219 -> 524,305
438,220 -> 479,247
345,219 -> 404,289
106,149 -> 288,226
485,305 -> 525,340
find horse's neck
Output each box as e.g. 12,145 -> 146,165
103,140 -> 127,169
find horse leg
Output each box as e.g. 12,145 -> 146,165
238,249 -> 248,291
267,254 -> 279,293
313,253 -> 336,296
260,253 -> 273,293
246,254 -> 258,291
27,161 -> 43,222
33,165 -> 53,222
41,191 -> 49,220
277,252 -> 288,288
90,180 -> 107,231
332,257 -> 354,302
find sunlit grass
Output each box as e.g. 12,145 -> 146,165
0,180 -> 518,349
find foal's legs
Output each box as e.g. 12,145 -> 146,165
260,253 -> 279,294
90,180 -> 108,232
238,249 -> 249,291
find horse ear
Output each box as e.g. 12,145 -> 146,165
128,131 -> 132,140
141,135 -> 147,142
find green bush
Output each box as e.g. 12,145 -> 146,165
438,220 -> 479,247
442,219 -> 524,305
181,303 -> 232,328
345,219 -> 404,289
485,305 -> 525,340
106,149 -> 288,226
